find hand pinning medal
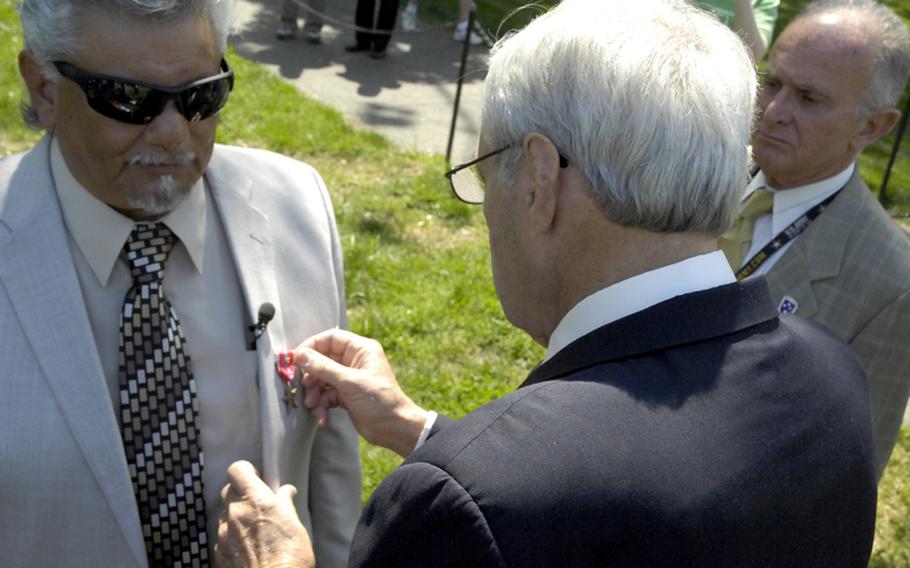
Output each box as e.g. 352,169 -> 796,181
276,352 -> 300,410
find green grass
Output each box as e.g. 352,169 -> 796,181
0,3 -> 41,154
1,1 -> 908,564
872,428 -> 910,567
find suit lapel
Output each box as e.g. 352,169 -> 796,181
0,138 -> 146,566
765,171 -> 865,316
523,278 -> 778,387
205,148 -> 291,487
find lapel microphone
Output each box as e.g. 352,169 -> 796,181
249,302 -> 275,349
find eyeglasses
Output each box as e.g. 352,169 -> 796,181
445,144 -> 569,204
53,58 -> 234,125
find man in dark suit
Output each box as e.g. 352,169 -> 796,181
215,0 -> 877,565
718,0 -> 910,478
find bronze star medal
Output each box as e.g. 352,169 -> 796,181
276,352 -> 300,411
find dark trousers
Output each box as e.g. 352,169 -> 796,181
353,0 -> 400,51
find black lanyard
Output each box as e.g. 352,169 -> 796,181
735,187 -> 844,280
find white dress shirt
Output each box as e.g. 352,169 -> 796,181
50,136 -> 261,543
546,251 -> 736,359
416,251 -> 736,449
739,163 -> 854,275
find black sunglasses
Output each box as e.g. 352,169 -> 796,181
53,58 -> 234,125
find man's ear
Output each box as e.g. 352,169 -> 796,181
19,50 -> 58,131
522,133 -> 563,234
851,107 -> 900,153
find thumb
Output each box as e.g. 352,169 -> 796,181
276,484 -> 299,510
295,346 -> 351,390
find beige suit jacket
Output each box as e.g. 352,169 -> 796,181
764,170 -> 910,478
0,137 -> 361,567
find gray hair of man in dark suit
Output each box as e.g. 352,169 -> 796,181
479,0 -> 757,236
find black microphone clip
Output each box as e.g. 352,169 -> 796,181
249,302 -> 276,349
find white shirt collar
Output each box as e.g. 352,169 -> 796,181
747,164 -> 854,235
545,251 -> 736,360
50,136 -> 207,286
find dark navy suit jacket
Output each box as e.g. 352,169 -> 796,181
350,278 -> 876,567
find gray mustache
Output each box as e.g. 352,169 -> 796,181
129,152 -> 195,167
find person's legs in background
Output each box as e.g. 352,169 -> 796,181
453,0 -> 482,45
301,0 -> 326,43
277,0 -> 299,39
348,0 -> 377,52
370,0 -> 400,57
401,0 -> 418,31
277,0 -> 325,43
401,0 -> 481,45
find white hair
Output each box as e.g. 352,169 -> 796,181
17,0 -> 234,127
482,0 -> 757,234
800,0 -> 910,114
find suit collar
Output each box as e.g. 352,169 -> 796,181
205,146 -> 291,485
523,277 -> 778,387
0,136 -> 148,566
205,145 -> 287,351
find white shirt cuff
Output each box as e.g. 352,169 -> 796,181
413,410 -> 438,451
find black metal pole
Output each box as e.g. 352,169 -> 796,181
880,92 -> 910,203
446,7 -> 475,163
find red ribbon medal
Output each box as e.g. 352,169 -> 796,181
276,352 -> 299,410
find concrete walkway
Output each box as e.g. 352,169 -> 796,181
230,0 -> 489,163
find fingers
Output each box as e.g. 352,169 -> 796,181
303,382 -> 322,408
294,346 -> 350,390
215,465 -> 312,568
276,484 -> 298,507
301,328 -> 360,360
303,385 -> 341,428
225,460 -> 265,497
302,328 -> 382,366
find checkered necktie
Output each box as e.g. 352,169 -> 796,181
118,223 -> 209,567
719,188 -> 774,270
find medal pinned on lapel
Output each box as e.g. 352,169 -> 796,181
778,295 -> 799,314
276,352 -> 300,410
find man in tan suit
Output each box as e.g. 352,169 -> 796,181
720,0 -> 910,478
0,0 -> 360,566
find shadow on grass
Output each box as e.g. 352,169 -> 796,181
356,215 -> 402,242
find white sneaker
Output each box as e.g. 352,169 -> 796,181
276,19 -> 296,40
303,27 -> 322,44
453,20 -> 482,46
401,3 -> 418,32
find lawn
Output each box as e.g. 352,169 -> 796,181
0,0 -> 908,565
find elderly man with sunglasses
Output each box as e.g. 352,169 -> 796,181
215,0 -> 876,566
0,1 -> 360,567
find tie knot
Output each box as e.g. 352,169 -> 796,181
738,188 -> 774,223
122,223 -> 176,283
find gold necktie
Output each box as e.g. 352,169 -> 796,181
719,188 -> 774,270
